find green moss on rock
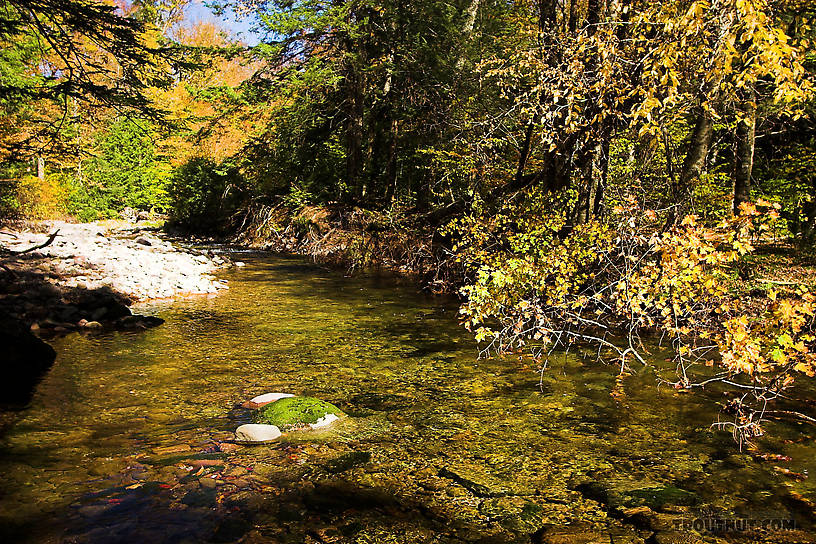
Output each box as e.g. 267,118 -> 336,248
252,396 -> 343,429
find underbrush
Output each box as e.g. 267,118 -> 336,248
233,202 -> 463,292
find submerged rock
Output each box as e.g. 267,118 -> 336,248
479,497 -> 546,533
576,480 -> 700,513
115,315 -> 165,329
324,451 -> 372,473
439,464 -> 535,497
234,424 -> 282,443
252,396 -> 343,430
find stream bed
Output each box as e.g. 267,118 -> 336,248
1,254 -> 815,543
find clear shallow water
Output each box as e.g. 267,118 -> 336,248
1,254 -> 815,543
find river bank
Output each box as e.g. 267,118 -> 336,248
0,220 -> 236,406
0,220 -> 233,335
233,203 -> 460,293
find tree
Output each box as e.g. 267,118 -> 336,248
0,0 -> 179,158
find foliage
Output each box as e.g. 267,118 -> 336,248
64,118 -> 171,221
1,0 -> 816,445
169,157 -> 245,232
0,0 -> 180,158
456,191 -> 815,441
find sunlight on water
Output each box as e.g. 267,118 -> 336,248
1,254 -> 814,543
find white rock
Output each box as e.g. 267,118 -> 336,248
234,424 -> 281,443
310,413 -> 340,429
250,392 -> 295,405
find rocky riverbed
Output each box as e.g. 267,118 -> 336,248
0,221 -> 233,334
1,221 -> 230,300
2,255 -> 815,544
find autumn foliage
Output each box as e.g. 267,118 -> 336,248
456,193 -> 815,441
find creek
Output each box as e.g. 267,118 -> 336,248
1,254 -> 814,543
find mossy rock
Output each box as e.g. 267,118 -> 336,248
252,396 -> 343,430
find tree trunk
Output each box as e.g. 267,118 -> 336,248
538,0 -> 557,30
594,131 -> 610,217
587,0 -> 601,27
461,0 -> 480,34
573,141 -> 595,224
733,94 -> 756,215
455,0 -> 480,70
568,0 -> 579,33
36,157 -> 45,180
344,29 -> 366,203
674,108 -> 713,214
801,188 -> 816,246
514,121 -> 535,185
384,119 -> 399,205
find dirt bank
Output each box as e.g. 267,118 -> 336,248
233,203 -> 460,293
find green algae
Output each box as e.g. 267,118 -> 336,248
252,396 -> 343,429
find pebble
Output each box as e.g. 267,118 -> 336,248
234,424 -> 282,443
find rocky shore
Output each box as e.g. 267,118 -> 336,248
0,220 -> 233,336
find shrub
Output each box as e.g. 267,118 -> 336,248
169,157 -> 246,233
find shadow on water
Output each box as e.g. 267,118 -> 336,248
1,254 -> 815,543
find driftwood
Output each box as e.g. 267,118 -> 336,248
0,230 -> 60,278
3,230 -> 60,256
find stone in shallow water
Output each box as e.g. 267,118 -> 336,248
479,497 -> 546,534
244,392 -> 295,408
234,424 -> 282,443
310,413 -> 340,429
576,480 -> 700,512
252,396 -> 343,430
438,464 -> 535,497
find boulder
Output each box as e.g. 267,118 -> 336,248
0,318 -> 56,406
252,396 -> 343,430
234,424 -> 282,443
82,321 -> 104,331
324,451 -> 372,473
